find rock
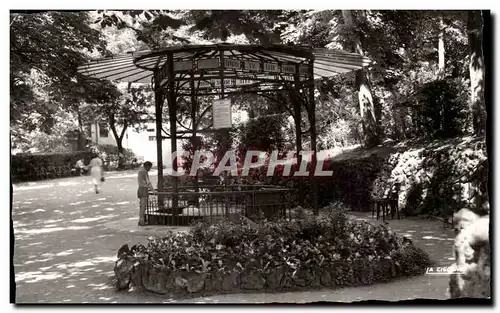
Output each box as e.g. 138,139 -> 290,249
117,244 -> 130,258
114,257 -> 134,291
186,273 -> 206,293
221,270 -> 240,291
292,268 -> 314,287
319,266 -> 334,287
241,270 -> 265,290
383,257 -> 396,278
130,263 -> 143,288
145,270 -> 169,294
175,275 -> 188,288
264,267 -> 284,289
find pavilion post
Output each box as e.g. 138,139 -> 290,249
293,64 -> 304,207
166,51 -> 179,212
219,48 -> 230,215
154,73 -> 164,207
307,55 -> 319,215
190,73 -> 199,204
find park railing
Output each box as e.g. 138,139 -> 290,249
145,185 -> 292,226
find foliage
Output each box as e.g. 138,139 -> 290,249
10,11 -> 121,152
91,10 -> 191,49
115,212 -> 431,294
94,83 -> 153,167
11,109 -> 80,154
11,150 -> 93,182
412,78 -> 469,139
11,10 -> 487,179
316,73 -> 362,149
372,136 -> 488,216
236,115 -> 287,157
242,151 -> 386,210
89,144 -> 137,171
239,133 -> 487,218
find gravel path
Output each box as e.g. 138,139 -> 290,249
13,171 -> 455,303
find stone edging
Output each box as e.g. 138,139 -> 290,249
114,250 -> 423,298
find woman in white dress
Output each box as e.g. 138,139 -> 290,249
89,153 -> 104,194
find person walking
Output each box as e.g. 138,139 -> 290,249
89,153 -> 104,194
137,161 -> 154,226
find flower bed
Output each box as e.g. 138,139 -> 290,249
114,212 -> 431,297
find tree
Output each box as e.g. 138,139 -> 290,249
340,10 -> 380,148
96,83 -> 153,167
467,10 -> 486,135
186,10 -> 284,43
92,10 -> 190,48
10,11 -> 118,152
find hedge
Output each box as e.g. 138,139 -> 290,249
11,151 -> 93,182
114,212 -> 432,297
238,152 -> 386,211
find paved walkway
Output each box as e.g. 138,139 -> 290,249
13,171 -> 455,303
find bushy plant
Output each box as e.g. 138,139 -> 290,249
244,153 -> 386,210
89,144 -> 136,170
11,150 -> 93,182
115,212 -> 431,295
236,115 -> 287,158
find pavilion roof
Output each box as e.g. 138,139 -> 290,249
78,43 -> 371,86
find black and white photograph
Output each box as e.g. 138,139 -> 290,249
9,7 -> 492,305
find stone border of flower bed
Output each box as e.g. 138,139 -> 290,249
114,221 -> 431,297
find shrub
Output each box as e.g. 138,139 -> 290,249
89,144 -> 137,171
243,153 -> 386,211
114,212 -> 431,296
11,150 -> 93,182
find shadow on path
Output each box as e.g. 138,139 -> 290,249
13,173 -> 454,303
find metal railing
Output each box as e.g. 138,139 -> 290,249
145,185 -> 292,226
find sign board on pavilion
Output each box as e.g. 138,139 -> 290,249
244,60 -> 260,71
224,58 -> 241,69
198,59 -> 219,69
174,60 -> 193,71
212,99 -> 232,129
299,65 -> 309,75
264,62 -> 280,73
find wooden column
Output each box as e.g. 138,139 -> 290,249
293,63 -> 304,207
219,48 -> 230,215
307,56 -> 319,215
166,51 -> 179,212
154,72 -> 164,206
190,73 -> 199,203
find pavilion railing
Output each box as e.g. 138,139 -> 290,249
144,185 -> 292,226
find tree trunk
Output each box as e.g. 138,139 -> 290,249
437,15 -> 446,79
109,113 -> 128,169
342,10 -> 380,148
468,10 -> 486,135
76,109 -> 86,151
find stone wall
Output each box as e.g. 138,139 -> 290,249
449,209 -> 490,298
